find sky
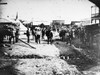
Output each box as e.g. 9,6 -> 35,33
0,0 -> 94,24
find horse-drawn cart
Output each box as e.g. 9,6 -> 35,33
0,18 -> 19,44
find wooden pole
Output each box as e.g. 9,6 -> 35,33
18,38 -> 36,49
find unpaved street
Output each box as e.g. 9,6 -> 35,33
0,32 -> 99,75
0,34 -> 81,75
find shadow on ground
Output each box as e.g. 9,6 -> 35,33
54,38 -> 97,71
0,59 -> 18,75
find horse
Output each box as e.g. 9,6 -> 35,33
59,30 -> 66,41
3,29 -> 15,44
64,29 -> 75,45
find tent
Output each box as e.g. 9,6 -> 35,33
6,18 -> 27,34
15,19 -> 27,34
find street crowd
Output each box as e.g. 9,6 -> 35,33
0,25 -> 54,45
0,23 -> 95,48
59,24 -> 96,47
25,26 -> 53,44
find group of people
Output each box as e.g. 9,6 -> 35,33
0,26 -> 19,44
7,28 -> 19,44
0,26 -> 53,45
25,27 -> 53,44
59,26 -> 76,46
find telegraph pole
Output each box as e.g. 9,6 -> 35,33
0,2 -> 7,5
0,0 -> 7,5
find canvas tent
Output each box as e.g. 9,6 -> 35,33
6,18 -> 27,33
15,19 -> 27,34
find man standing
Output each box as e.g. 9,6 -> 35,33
46,29 -> 53,44
41,28 -> 45,39
35,28 -> 41,44
15,29 -> 19,43
26,28 -> 30,43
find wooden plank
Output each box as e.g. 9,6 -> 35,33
18,38 -> 36,49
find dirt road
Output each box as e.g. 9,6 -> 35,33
0,33 -> 81,75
